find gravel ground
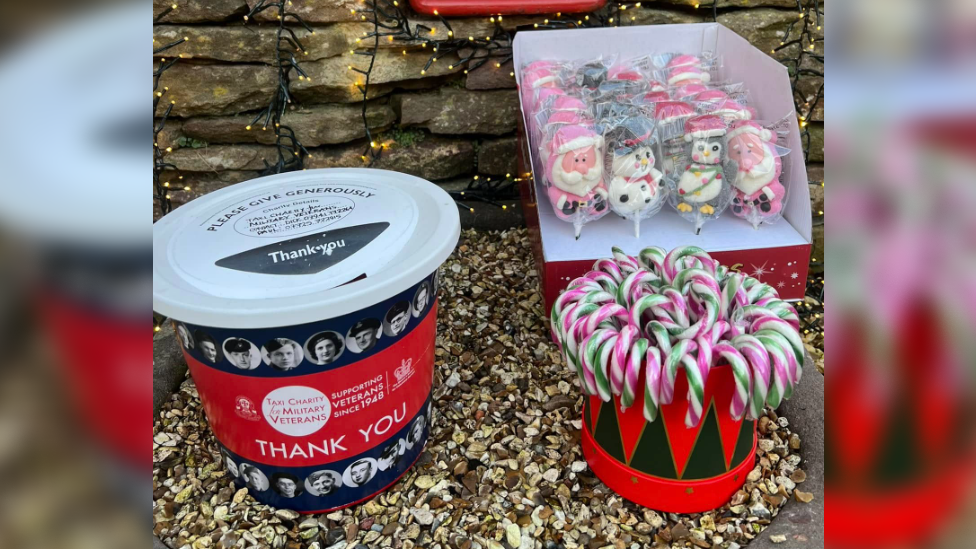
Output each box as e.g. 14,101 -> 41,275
153,229 -> 821,549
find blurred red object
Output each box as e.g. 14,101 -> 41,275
410,0 -> 607,16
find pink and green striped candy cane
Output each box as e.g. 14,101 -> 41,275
751,316 -> 805,381
593,259 -> 625,285
664,246 -> 718,282
629,294 -> 671,335
621,338 -> 650,412
582,328 -> 619,398
583,303 -> 629,335
664,340 -> 709,428
610,325 -> 639,395
671,270 -> 722,341
638,246 -> 668,275
720,272 -> 749,320
643,346 -> 664,422
617,270 -> 658,308
713,342 -> 752,421
755,332 -> 793,408
755,330 -> 800,400
611,247 -> 641,275
733,335 -> 771,420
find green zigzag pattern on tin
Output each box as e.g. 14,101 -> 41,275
593,400 -> 627,464
877,403 -> 920,483
627,413 -> 679,479
681,404 -> 729,480
731,419 -> 757,469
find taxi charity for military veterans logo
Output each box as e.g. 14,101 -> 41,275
262,386 -> 333,437
235,396 -> 261,421
393,358 -> 415,390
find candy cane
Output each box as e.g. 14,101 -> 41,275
622,338 -> 650,412
594,334 -> 617,402
611,247 -> 641,274
581,328 -> 619,397
584,303 -> 629,335
733,335 -> 771,420
755,333 -> 791,409
611,325 -> 639,395
639,246 -> 667,275
756,330 -> 800,400
713,342 -> 752,421
617,270 -> 656,308
630,294 -> 670,334
644,346 -> 664,422
751,317 -> 805,375
646,320 -> 673,356
721,272 -> 748,320
593,259 -> 625,285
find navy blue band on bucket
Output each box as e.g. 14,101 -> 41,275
218,395 -> 433,513
173,272 -> 439,378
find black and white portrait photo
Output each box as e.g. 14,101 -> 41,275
196,331 -> 222,364
405,415 -> 427,451
305,331 -> 345,366
271,473 -> 304,499
347,319 -> 381,354
383,302 -> 411,337
176,323 -> 194,350
240,464 -> 270,492
412,281 -> 432,318
305,470 -> 342,497
222,451 -> 240,478
224,338 -> 262,371
261,338 -> 304,371
343,458 -> 378,488
377,438 -> 405,472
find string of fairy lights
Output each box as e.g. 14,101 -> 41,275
152,1 -> 825,339
153,4 -> 190,218
242,0 -> 313,174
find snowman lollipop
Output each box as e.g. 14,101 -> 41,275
674,115 -> 738,234
606,117 -> 667,238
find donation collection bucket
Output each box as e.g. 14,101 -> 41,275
152,169 -> 461,513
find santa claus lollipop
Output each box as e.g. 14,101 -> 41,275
606,117 -> 667,238
674,115 -> 738,234
727,120 -> 786,228
544,124 -> 610,239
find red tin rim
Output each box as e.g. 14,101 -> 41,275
582,409 -> 757,514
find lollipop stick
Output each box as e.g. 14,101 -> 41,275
634,220 -> 640,239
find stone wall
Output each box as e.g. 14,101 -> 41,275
154,0 -> 824,240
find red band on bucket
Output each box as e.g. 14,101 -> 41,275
186,306 -> 437,469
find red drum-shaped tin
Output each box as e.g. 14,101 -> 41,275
153,170 -> 460,512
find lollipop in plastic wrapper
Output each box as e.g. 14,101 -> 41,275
727,120 -> 790,228
665,54 -> 712,87
708,98 -> 757,123
605,117 -> 668,238
654,101 -> 696,141
654,101 -> 696,173
694,88 -> 731,105
543,124 -> 610,239
672,115 -> 738,234
575,59 -> 611,89
641,91 -> 672,105
672,83 -> 709,101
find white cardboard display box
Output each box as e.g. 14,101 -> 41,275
513,24 -> 813,312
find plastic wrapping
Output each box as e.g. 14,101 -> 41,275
604,115 -> 668,238
542,122 -> 610,238
727,119 -> 792,229
669,115 -> 739,234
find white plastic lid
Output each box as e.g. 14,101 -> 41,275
153,169 -> 460,329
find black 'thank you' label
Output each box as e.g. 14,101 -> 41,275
215,223 -> 390,276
